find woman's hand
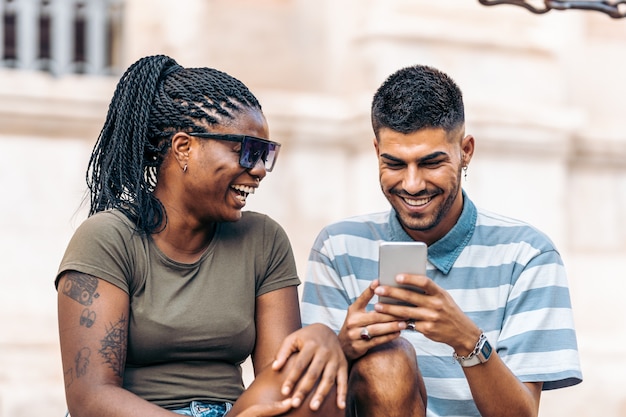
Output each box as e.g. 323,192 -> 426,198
271,323 -> 348,411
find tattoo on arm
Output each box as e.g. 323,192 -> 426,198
80,309 -> 96,328
64,367 -> 74,388
75,348 -> 91,378
62,272 -> 100,306
99,315 -> 128,378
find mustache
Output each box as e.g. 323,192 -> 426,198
390,188 -> 441,198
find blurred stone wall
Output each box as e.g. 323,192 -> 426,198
1,0 -> 625,416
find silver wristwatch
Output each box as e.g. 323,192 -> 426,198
453,332 -> 493,367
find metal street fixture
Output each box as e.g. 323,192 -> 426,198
478,0 -> 626,18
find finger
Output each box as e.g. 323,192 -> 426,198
288,345 -> 331,408
238,399 -> 293,417
351,280 -> 379,310
271,332 -> 300,372
374,301 -> 429,325
361,321 -> 407,339
397,273 -> 435,293
364,329 -> 403,347
280,341 -> 319,397
334,356 -> 348,409
306,361 -> 339,410
375,284 -> 427,309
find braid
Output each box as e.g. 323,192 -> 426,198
86,55 -> 262,234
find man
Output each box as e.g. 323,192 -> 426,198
301,65 -> 582,417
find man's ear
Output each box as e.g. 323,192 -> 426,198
373,136 -> 379,155
171,132 -> 191,168
461,134 -> 475,165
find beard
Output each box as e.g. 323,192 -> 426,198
389,167 -> 463,233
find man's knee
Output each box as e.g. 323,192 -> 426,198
351,337 -> 419,385
348,337 -> 426,414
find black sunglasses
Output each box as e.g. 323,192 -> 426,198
188,132 -> 281,172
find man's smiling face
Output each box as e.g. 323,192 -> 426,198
374,126 -> 473,244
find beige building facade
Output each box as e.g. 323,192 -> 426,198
1,0 -> 625,416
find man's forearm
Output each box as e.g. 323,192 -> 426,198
464,352 -> 542,417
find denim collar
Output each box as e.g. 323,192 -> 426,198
388,190 -> 476,275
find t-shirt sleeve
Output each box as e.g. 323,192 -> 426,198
497,248 -> 582,390
55,211 -> 134,294
300,228 -> 355,333
255,215 -> 300,296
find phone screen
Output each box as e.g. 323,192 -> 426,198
377,241 -> 427,306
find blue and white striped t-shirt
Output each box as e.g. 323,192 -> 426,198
301,194 -> 582,417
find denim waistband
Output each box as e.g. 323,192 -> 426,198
65,400 -> 233,417
172,400 -> 233,417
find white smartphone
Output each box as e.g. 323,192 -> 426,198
377,241 -> 428,306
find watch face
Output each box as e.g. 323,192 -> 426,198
481,340 -> 493,359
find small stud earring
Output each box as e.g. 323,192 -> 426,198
183,164 -> 188,173
463,165 -> 468,180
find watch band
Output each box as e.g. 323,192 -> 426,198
453,331 -> 493,367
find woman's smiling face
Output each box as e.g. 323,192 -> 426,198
177,108 -> 271,224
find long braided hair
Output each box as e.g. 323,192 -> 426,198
86,54 -> 262,234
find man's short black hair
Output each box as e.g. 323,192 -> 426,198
371,65 -> 464,137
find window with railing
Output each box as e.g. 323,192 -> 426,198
1,0 -> 123,75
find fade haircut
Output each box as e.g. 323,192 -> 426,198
371,65 -> 464,138
86,54 -> 262,234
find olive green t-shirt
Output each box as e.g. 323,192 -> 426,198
56,209 -> 300,409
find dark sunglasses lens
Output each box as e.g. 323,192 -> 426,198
240,138 -> 279,171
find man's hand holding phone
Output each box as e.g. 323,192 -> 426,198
338,280 -> 408,361
374,244 -> 480,352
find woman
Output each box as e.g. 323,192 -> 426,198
56,55 -> 347,417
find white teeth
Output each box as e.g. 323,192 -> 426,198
231,185 -> 255,195
403,197 -> 430,206
231,185 -> 255,204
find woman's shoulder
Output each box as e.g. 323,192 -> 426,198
57,209 -> 140,292
72,209 -> 139,242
